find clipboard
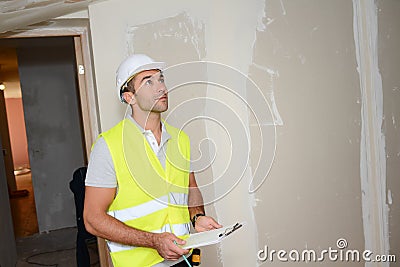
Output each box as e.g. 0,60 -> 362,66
181,222 -> 245,249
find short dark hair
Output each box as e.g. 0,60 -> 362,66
120,78 -> 136,103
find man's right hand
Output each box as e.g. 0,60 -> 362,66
152,232 -> 190,261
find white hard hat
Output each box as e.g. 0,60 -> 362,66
116,54 -> 166,102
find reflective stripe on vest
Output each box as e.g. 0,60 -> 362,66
100,119 -> 191,267
107,222 -> 191,253
107,193 -> 188,223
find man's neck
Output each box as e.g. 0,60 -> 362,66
131,112 -> 162,135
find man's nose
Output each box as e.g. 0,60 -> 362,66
157,83 -> 167,94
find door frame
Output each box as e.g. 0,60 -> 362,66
0,18 -> 100,157
0,89 -> 17,191
0,19 -> 109,267
0,97 -> 17,267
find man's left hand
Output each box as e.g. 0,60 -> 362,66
194,216 -> 222,232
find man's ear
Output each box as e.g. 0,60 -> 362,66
122,91 -> 135,104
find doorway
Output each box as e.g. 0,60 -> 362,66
0,24 -> 102,264
0,36 -> 87,235
0,19 -> 102,266
0,45 -> 38,238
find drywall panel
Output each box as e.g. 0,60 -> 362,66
251,1 -> 364,266
377,0 -> 400,262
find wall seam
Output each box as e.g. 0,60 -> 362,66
353,1 -> 389,266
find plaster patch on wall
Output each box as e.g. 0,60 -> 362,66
126,12 -> 205,61
251,62 -> 283,126
392,113 -> 396,128
257,4 -> 267,31
353,0 -> 389,262
387,190 -> 392,205
279,0 -> 287,16
249,1 -> 284,129
252,197 -> 262,207
264,0 -> 288,29
297,53 -> 306,65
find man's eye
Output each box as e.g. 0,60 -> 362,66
159,78 -> 165,83
145,80 -> 153,85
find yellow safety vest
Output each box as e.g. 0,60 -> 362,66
100,118 -> 191,267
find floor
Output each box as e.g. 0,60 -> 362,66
9,171 -> 100,266
9,172 -> 39,237
15,227 -> 99,267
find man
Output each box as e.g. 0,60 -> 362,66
84,54 -> 221,267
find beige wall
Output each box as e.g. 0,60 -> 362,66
5,98 -> 29,169
252,1 -> 365,266
378,0 -> 400,263
87,0 -> 398,266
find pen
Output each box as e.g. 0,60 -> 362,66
173,240 -> 192,267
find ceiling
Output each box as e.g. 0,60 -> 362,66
0,0 -> 100,34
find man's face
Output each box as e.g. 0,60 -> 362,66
132,69 -> 168,113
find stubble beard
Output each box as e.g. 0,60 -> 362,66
151,99 -> 168,113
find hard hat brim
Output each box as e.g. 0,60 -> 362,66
124,62 -> 166,87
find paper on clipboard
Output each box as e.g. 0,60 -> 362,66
182,222 -> 245,249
